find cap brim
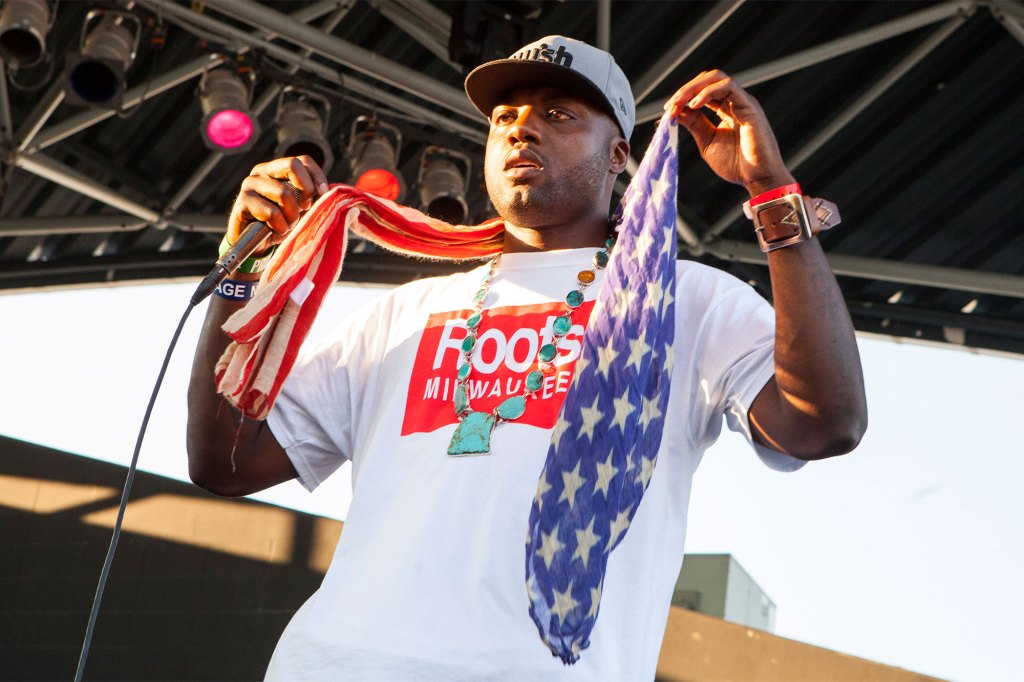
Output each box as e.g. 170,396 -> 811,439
465,59 -> 619,132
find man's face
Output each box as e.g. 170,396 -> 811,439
483,86 -> 625,228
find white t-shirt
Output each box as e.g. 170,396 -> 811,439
265,248 -> 803,681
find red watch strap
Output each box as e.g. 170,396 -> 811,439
749,182 -> 801,207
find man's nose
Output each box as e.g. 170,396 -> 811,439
507,107 -> 541,144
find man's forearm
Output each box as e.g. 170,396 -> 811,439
751,235 -> 868,458
186,293 -> 296,495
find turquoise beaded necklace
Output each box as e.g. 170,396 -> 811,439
447,238 -> 615,456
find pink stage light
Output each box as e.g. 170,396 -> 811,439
205,109 -> 254,149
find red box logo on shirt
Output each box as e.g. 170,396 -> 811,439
401,301 -> 595,436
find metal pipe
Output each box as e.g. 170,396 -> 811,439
705,238 -> 1024,299
633,0 -> 744,103
15,78 -> 65,152
0,63 -> 13,142
202,0 -> 478,120
787,15 -> 965,170
597,0 -> 611,52
136,0 -> 342,84
701,15 -> 967,242
635,0 -> 973,123
402,0 -> 451,36
14,152 -> 162,223
990,3 -> 1024,45
370,0 -> 459,71
0,215 -> 148,236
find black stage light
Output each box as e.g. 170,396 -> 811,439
64,10 -> 140,108
274,89 -> 334,173
0,0 -> 51,68
418,146 -> 472,224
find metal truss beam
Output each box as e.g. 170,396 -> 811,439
700,14 -> 967,243
370,0 -> 459,71
403,0 -> 451,36
0,215 -> 148,236
635,0 -> 973,124
633,0 -> 744,103
597,0 -> 612,52
13,153 -> 162,224
705,238 -> 1024,299
202,0 -> 479,121
990,1 -> 1024,45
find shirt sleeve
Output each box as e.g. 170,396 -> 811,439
688,270 -> 806,472
266,297 -> 386,491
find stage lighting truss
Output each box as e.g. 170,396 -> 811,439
347,116 -> 404,202
0,0 -> 53,69
274,88 -> 334,173
63,9 -> 141,109
417,147 -> 472,225
197,67 -> 261,154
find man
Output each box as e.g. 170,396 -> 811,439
188,35 -> 865,680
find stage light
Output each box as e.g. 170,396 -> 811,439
418,147 -> 471,224
347,116 -> 404,202
198,68 -> 260,154
0,0 -> 51,68
64,10 -> 140,108
274,89 -> 334,172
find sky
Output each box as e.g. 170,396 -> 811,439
1,281 -> 1022,682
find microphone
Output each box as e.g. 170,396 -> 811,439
190,221 -> 273,305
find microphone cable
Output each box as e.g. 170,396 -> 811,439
74,300 -> 195,682
75,220 -> 270,680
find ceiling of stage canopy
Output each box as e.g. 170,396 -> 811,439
0,0 -> 1021,356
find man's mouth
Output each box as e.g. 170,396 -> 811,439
504,150 -> 543,173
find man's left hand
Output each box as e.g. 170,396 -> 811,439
666,70 -> 794,198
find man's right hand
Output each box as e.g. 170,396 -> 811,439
227,155 -> 331,249
186,156 -> 330,497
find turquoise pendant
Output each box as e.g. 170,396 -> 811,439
447,411 -> 497,456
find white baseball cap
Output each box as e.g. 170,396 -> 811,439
464,35 -> 635,139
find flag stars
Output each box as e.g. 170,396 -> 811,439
551,583 -> 579,625
638,455 -> 657,488
577,395 -> 604,444
611,286 -> 639,319
586,583 -> 603,619
639,394 -> 664,431
558,461 -> 588,511
536,527 -> 565,569
572,517 -> 602,568
609,387 -> 634,436
596,340 -> 620,379
593,452 -> 619,499
644,280 -> 664,313
663,342 -> 675,373
625,336 -> 652,372
633,230 -> 656,262
607,507 -> 632,550
661,285 -> 674,317
650,175 -> 671,207
551,414 -> 573,448
535,473 -> 553,511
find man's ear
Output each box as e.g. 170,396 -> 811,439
609,137 -> 630,174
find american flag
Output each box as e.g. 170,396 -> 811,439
525,113 -> 679,664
